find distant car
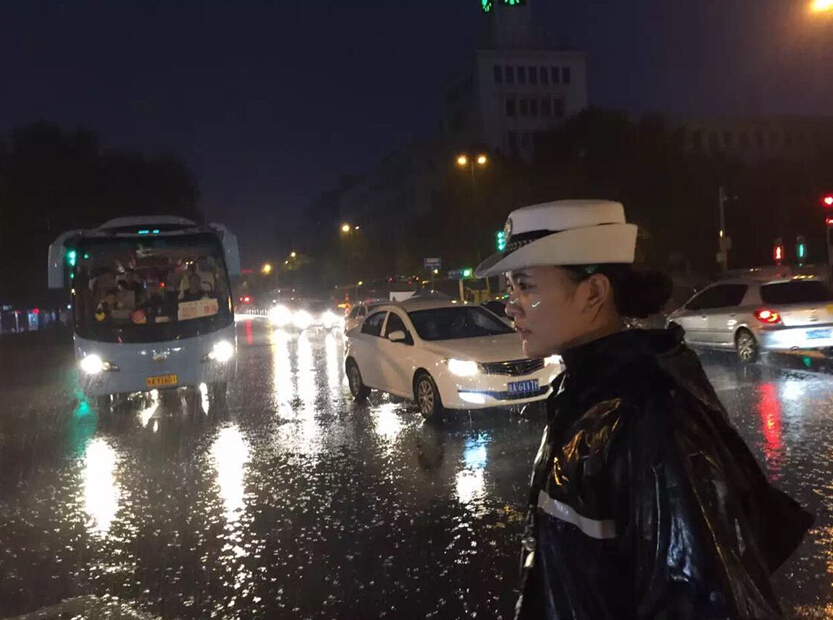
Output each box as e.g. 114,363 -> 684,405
268,298 -> 343,331
667,276 -> 833,362
344,299 -> 562,419
344,301 -> 387,333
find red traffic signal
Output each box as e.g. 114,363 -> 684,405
823,194 -> 833,207
773,238 -> 784,265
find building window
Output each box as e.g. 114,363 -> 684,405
530,98 -> 539,117
551,67 -> 560,84
519,98 -> 528,116
517,66 -> 526,85
562,66 -> 571,84
508,132 -> 517,150
506,98 -> 516,117
506,66 -> 515,84
540,67 -> 549,85
541,98 -> 552,117
553,98 -> 565,118
723,130 -> 732,147
494,65 -> 503,84
691,130 -> 702,152
529,66 -> 538,85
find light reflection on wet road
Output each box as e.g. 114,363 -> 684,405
1,321 -> 832,618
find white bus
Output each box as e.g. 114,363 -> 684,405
48,216 -> 241,411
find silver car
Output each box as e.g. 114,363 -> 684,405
667,276 -> 833,362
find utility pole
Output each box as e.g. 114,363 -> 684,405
717,186 -> 732,271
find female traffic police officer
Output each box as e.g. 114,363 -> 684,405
475,200 -> 812,620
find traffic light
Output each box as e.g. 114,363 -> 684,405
496,230 -> 507,252
797,236 -> 807,266
66,249 -> 77,267
773,238 -> 784,265
823,194 -> 833,207
462,268 -> 473,278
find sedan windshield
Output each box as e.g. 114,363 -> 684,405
408,306 -> 514,341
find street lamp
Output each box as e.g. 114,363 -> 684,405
455,152 -> 490,214
341,223 -> 351,234
261,263 -> 272,275
290,251 -> 297,258
811,0 -> 833,12
476,154 -> 488,166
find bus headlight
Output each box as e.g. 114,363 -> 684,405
80,354 -> 118,374
208,340 -> 235,363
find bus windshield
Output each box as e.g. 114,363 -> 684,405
73,232 -> 233,343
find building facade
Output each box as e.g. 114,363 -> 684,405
443,0 -> 588,157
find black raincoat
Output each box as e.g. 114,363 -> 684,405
516,326 -> 812,620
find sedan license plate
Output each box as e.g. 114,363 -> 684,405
146,374 -> 178,388
508,379 -> 539,396
807,329 -> 832,340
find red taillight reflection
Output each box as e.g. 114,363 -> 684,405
755,309 -> 781,324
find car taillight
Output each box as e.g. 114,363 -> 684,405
755,309 -> 781,325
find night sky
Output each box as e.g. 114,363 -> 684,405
2,1 -> 831,265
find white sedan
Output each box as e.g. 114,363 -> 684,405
344,299 -> 561,419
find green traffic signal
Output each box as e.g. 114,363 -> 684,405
66,249 -> 77,267
462,268 -> 473,278
496,230 -> 507,252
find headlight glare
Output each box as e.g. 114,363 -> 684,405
293,310 -> 313,330
268,305 -> 292,327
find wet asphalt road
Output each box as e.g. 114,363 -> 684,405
1,319 -> 832,619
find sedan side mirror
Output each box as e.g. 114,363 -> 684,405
388,330 -> 407,343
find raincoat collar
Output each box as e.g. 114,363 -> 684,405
561,327 -> 685,389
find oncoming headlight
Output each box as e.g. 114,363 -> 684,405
293,310 -> 313,330
445,358 -> 480,377
208,340 -> 235,363
321,311 -> 342,329
268,305 -> 293,327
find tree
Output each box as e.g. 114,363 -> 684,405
0,122 -> 201,305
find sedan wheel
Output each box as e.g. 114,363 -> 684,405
415,373 -> 444,420
736,330 -> 759,363
347,360 -> 371,401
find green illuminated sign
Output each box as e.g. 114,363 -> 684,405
503,0 -> 525,5
481,0 -> 493,12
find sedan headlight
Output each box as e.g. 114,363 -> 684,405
79,354 -> 118,374
293,310 -> 313,330
268,305 -> 293,328
446,358 -> 480,377
544,355 -> 561,366
207,340 -> 235,363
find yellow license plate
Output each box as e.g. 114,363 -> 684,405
146,374 -> 178,388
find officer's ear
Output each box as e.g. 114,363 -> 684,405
581,273 -> 612,316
